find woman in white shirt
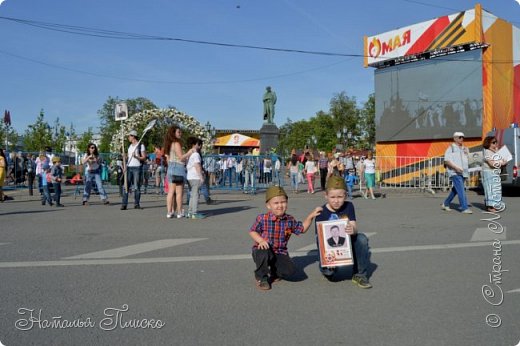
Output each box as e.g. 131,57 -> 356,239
361,151 -> 376,199
304,153 -> 317,193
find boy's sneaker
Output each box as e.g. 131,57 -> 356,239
166,212 -> 174,219
190,213 -> 206,219
461,209 -> 473,214
256,277 -> 271,291
352,274 -> 372,289
441,204 -> 451,211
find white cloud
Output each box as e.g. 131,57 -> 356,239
0,0 -> 6,6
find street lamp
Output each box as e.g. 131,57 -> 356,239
336,130 -> 342,151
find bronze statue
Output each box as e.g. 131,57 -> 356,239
263,86 -> 277,124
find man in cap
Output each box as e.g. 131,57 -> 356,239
248,186 -> 321,290
121,130 -> 147,210
442,131 -> 472,214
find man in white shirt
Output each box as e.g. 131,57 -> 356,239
186,137 -> 205,219
442,131 -> 472,214
121,130 -> 146,210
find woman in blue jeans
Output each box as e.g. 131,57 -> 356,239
288,155 -> 299,193
82,143 -> 109,206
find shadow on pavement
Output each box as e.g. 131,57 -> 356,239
206,206 -> 253,216
0,209 -> 60,216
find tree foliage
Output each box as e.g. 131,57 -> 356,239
0,122 -> 18,151
76,127 -> 95,154
22,110 -> 68,153
276,91 -> 375,156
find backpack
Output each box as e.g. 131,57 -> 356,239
135,144 -> 146,165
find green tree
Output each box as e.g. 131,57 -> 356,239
98,96 -> 157,153
23,110 -> 53,152
0,122 -> 18,151
76,127 -> 95,154
359,93 -> 376,149
51,117 -> 67,153
277,91 -> 375,154
329,92 -> 361,147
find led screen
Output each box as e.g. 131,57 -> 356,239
375,49 -> 483,141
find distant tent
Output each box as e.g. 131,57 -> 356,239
214,133 -> 259,147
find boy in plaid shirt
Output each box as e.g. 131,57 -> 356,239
249,186 -> 321,290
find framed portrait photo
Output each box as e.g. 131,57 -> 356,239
316,219 -> 354,268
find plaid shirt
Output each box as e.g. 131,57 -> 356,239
249,212 -> 304,255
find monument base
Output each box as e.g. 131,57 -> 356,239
259,123 -> 279,154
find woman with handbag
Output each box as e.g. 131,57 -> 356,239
482,136 -> 507,212
164,125 -> 195,219
82,143 -> 110,206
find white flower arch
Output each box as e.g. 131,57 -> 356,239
110,108 -> 212,153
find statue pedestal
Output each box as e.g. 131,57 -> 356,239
259,123 -> 279,154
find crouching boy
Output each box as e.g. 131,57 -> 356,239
315,176 -> 372,288
249,186 -> 321,291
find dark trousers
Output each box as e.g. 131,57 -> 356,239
28,172 -> 35,195
252,248 -> 295,281
320,168 -> 328,190
53,183 -> 62,205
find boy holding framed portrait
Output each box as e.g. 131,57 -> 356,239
315,176 -> 372,289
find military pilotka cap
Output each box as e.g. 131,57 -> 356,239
265,186 -> 288,202
326,175 -> 347,191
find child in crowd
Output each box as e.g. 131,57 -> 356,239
344,168 -> 358,200
314,176 -> 372,289
41,164 -> 53,206
249,186 -> 321,290
51,157 -> 64,207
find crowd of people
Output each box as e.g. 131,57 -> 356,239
0,127 -> 512,296
0,128 -> 509,216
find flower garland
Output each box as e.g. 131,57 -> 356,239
110,108 -> 212,153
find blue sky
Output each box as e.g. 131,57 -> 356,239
1,0 -> 520,135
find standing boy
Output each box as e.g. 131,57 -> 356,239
249,186 -> 321,290
41,163 -> 53,206
51,157 -> 64,207
315,176 -> 372,288
344,168 -> 358,200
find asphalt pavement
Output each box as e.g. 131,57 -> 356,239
0,184 -> 519,346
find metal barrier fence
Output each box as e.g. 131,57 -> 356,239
203,154 -> 285,193
373,155 -> 481,192
2,152 -> 483,194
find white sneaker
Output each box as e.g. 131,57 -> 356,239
167,212 -> 173,219
461,209 -> 473,214
441,204 -> 451,211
